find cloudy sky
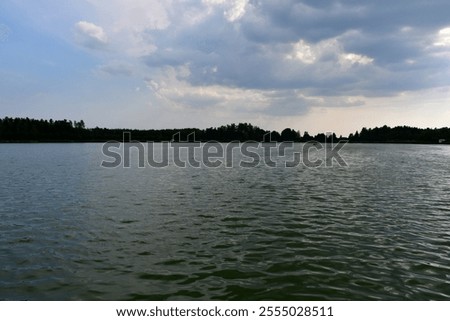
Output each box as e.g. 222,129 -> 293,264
1,0 -> 450,135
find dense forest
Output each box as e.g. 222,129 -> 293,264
348,125 -> 450,144
0,117 -> 303,142
0,117 -> 449,144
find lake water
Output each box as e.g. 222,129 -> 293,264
1,143 -> 450,300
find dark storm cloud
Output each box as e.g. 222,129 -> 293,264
141,0 -> 450,98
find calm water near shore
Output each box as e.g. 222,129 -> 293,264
1,143 -> 450,300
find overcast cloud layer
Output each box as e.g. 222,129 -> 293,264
1,0 -> 450,134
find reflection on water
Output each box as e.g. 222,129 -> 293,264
0,143 -> 450,300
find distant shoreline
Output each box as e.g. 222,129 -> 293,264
1,141 -> 449,145
1,116 -> 449,145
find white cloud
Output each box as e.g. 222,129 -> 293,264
340,53 -> 374,66
286,38 -> 373,68
434,27 -> 450,47
202,0 -> 248,22
142,65 -> 362,117
74,21 -> 108,49
224,0 -> 248,22
286,40 -> 316,64
86,0 -> 170,32
202,0 -> 226,5
145,65 -> 270,112
82,0 -> 170,56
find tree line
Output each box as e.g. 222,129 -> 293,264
348,125 -> 450,144
0,117 -> 448,144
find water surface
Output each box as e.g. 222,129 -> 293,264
1,143 -> 449,300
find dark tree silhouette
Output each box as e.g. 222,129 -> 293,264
0,117 -> 449,144
280,128 -> 301,141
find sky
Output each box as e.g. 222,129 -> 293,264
1,0 -> 450,135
